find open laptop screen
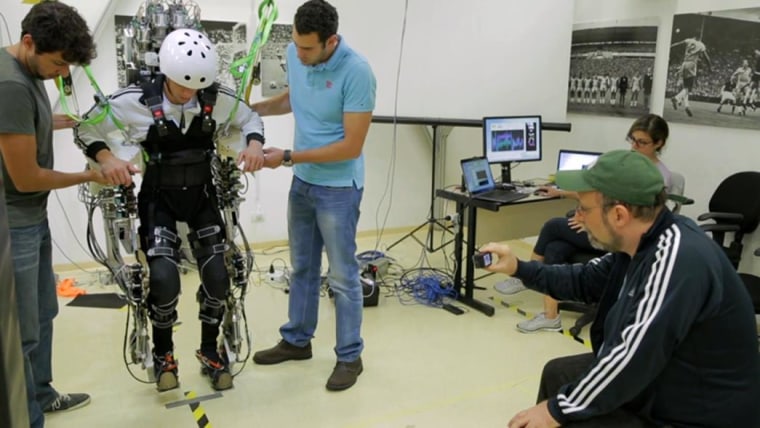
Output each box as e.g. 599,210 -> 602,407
461,157 -> 496,194
557,149 -> 601,171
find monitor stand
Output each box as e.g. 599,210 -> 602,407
500,162 -> 512,184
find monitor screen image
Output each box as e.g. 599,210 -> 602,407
483,115 -> 542,164
461,157 -> 496,194
557,149 -> 601,171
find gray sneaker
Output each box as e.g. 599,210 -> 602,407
494,278 -> 527,295
43,393 -> 90,413
517,313 -> 562,333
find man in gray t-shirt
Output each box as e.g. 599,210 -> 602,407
0,2 -> 105,427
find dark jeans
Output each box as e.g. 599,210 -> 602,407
534,217 -> 599,264
11,220 -> 59,428
538,353 -> 656,428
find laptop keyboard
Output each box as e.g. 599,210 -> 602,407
476,189 -> 529,203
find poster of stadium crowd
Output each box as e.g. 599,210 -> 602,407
664,8 -> 760,131
567,18 -> 659,119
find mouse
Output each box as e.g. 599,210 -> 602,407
533,189 -> 549,196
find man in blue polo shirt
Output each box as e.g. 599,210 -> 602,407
251,0 -> 376,391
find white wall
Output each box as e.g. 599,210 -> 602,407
6,0 -> 760,276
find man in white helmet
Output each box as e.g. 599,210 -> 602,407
75,28 -> 266,392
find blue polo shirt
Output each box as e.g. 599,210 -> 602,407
287,36 -> 376,188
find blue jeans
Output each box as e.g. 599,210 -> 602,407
11,220 -> 59,428
280,177 -> 364,362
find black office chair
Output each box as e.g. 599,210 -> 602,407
737,251 -> 760,314
697,171 -> 760,269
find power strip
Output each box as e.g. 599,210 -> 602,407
269,269 -> 286,283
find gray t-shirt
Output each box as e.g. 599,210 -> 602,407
0,48 -> 53,227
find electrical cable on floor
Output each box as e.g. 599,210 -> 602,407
396,267 -> 456,307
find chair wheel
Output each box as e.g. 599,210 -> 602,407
569,326 -> 581,336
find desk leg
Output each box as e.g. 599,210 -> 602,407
457,204 -> 495,316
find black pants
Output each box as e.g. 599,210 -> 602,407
534,217 -> 600,264
538,353 -> 657,428
139,184 -> 230,354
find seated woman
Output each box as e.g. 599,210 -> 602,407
495,113 -> 673,333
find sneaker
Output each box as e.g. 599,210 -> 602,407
517,313 -> 562,333
493,277 -> 527,295
670,97 -> 678,110
196,349 -> 233,391
43,393 -> 90,413
685,107 -> 693,117
252,340 -> 312,365
326,357 -> 363,391
154,351 -> 179,392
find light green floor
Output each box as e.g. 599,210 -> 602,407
48,230 -> 590,428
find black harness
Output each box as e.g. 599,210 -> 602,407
138,75 -> 219,189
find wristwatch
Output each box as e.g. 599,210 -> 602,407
282,149 -> 294,167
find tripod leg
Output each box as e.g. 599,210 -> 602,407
386,220 -> 431,251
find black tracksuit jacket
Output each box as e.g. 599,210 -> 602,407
515,209 -> 760,427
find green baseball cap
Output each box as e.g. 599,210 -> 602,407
555,149 -> 664,206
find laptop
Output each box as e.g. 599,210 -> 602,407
460,157 -> 529,204
557,149 -> 601,172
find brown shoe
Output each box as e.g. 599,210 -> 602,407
252,340 -> 312,365
326,357 -> 363,391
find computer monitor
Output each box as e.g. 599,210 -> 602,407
483,115 -> 542,183
557,149 -> 601,172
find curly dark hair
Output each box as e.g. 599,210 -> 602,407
294,0 -> 338,43
21,0 -> 96,65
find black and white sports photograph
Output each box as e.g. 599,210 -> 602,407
664,8 -> 760,130
567,18 -> 659,118
260,23 -> 292,97
114,15 -> 247,89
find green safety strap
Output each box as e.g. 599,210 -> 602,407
56,65 -> 127,131
224,0 -> 278,131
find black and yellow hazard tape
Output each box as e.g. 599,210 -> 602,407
489,296 -> 593,349
183,391 -> 215,428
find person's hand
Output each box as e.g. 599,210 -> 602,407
508,401 -> 560,428
100,157 -> 140,186
568,215 -> 586,233
478,242 -> 519,276
237,141 -> 266,172
263,147 -> 285,168
538,186 -> 562,198
88,168 -> 110,186
53,114 -> 77,130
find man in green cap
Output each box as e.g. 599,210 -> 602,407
480,150 -> 760,427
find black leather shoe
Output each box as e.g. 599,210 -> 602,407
252,340 -> 312,365
326,357 -> 363,391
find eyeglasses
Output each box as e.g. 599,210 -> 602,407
576,200 -> 628,216
626,135 -> 653,147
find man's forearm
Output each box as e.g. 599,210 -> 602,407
250,91 -> 291,116
19,168 -> 96,192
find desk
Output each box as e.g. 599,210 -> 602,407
436,188 -> 575,316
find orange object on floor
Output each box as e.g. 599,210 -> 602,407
56,278 -> 87,297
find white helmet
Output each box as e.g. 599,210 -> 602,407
158,28 -> 217,89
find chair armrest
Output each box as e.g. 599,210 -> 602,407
668,194 -> 694,205
701,224 -> 741,233
697,212 -> 744,223
754,248 -> 760,257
